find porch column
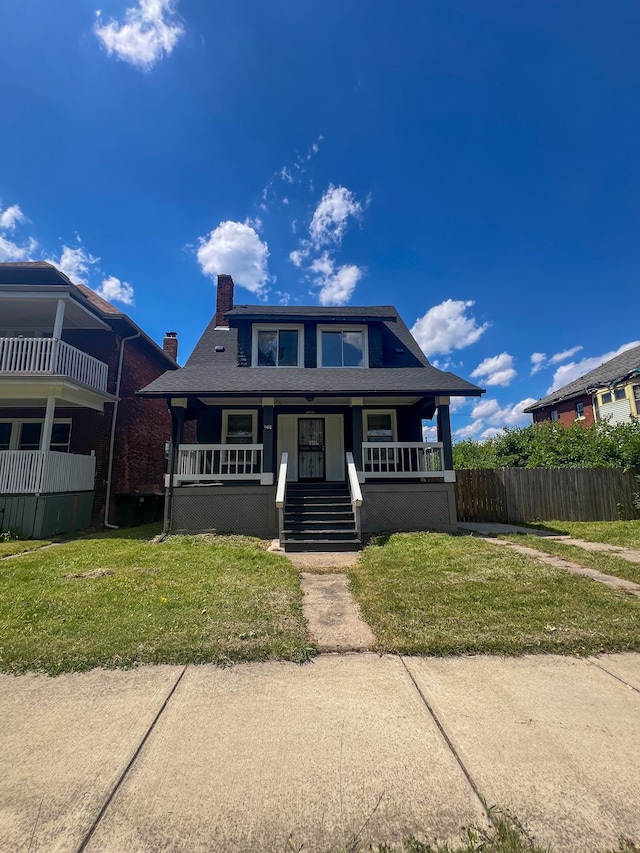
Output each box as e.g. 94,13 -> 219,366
351,397 -> 363,470
261,397 -> 274,485
53,298 -> 66,339
40,395 -> 56,451
436,402 -> 454,470
164,400 -> 186,533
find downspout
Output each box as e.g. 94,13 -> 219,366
104,331 -> 141,529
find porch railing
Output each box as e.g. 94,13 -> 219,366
0,337 -> 109,393
0,450 -> 96,495
346,452 -> 363,538
175,444 -> 264,483
362,442 -> 445,478
275,452 -> 289,546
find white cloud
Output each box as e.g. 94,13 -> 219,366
448,396 -> 468,413
197,220 -> 270,296
96,275 -> 135,305
309,254 -> 363,306
470,398 -> 500,420
0,203 -> 26,230
530,352 -> 546,375
45,245 -> 99,284
422,423 -> 438,441
459,396 -> 537,441
289,249 -> 305,268
94,0 -> 184,70
455,421 -> 485,440
471,352 -> 516,386
410,300 -> 489,358
547,342 -> 640,394
531,345 -> 583,375
0,234 -> 37,262
549,345 -> 583,365
309,184 -> 362,249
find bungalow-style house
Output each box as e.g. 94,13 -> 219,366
138,275 -> 484,550
0,262 -> 179,537
524,344 -> 640,427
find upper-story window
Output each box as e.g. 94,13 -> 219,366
550,409 -> 559,422
601,391 -> 612,404
252,325 -> 303,367
318,326 -> 368,367
575,401 -> 585,419
614,387 -> 627,401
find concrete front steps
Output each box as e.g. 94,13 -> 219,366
282,482 -> 361,552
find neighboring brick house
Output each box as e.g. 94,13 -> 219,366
0,262 -> 179,536
138,275 -> 484,550
525,345 -> 640,427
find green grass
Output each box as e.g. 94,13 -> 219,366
501,534 -> 640,586
348,533 -> 640,657
524,520 -> 640,549
0,538 -> 53,558
0,525 -> 310,675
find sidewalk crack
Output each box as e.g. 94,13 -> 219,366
75,665 -> 188,853
400,657 -> 491,824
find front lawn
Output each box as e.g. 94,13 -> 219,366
349,532 -> 640,656
0,525 -> 310,675
526,520 -> 640,549
0,538 -> 53,558
501,534 -> 640,587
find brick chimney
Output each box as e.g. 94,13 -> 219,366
163,331 -> 178,361
215,274 -> 234,327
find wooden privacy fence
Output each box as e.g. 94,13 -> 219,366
455,468 -> 640,523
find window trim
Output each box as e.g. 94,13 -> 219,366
362,409 -> 398,443
550,409 -> 559,422
575,401 -> 585,420
251,324 -> 304,367
613,387 -> 627,401
600,391 -> 612,405
0,418 -> 72,452
222,410 -> 258,444
317,325 -> 369,368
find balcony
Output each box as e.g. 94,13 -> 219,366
0,450 -> 96,495
0,337 -> 109,393
362,442 -> 445,479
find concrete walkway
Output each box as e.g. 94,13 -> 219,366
2,653 -> 640,853
300,572 -> 376,651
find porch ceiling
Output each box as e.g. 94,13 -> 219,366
0,291 -> 109,331
0,377 -> 117,411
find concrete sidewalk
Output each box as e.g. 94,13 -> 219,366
1,654 -> 639,853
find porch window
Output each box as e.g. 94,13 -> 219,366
223,411 -> 257,444
0,420 -> 72,452
364,411 -> 396,442
0,423 -> 11,451
253,326 -> 302,366
319,327 -> 367,367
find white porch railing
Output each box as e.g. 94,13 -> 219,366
0,337 -> 109,392
362,442 -> 445,478
346,451 -> 362,538
275,452 -> 288,546
0,451 -> 96,495
175,444 -> 264,483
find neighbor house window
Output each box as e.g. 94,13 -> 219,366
0,420 -> 71,452
223,411 -> 257,444
363,411 -> 397,442
614,387 -> 627,401
601,392 -> 612,404
252,326 -> 302,367
575,402 -> 585,419
318,327 -> 367,367
633,384 -> 640,402
550,410 -> 559,422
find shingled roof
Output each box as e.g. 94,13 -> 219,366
138,305 -> 484,398
524,344 -> 640,412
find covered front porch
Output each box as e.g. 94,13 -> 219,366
164,394 -> 458,543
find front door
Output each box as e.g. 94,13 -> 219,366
298,418 -> 325,480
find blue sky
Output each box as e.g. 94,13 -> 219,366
1,0 -> 639,440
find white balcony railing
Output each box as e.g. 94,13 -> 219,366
0,451 -> 96,495
0,337 -> 109,393
175,444 -> 264,484
362,442 -> 445,478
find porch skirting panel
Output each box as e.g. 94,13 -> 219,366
171,485 -> 278,538
360,482 -> 457,533
0,492 -> 94,538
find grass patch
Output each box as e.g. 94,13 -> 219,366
348,532 -> 640,657
501,534 -> 640,587
0,538 -> 53,558
0,524 -> 311,675
524,520 -> 640,549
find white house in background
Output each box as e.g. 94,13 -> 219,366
138,275 -> 484,551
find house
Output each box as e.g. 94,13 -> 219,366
137,275 -> 484,550
0,262 -> 179,537
524,345 -> 640,427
